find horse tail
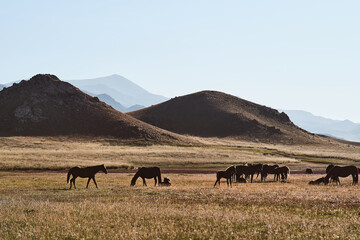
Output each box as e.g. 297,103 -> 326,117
287,167 -> 291,176
355,166 -> 359,184
67,169 -> 72,183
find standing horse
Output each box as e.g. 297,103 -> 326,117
324,165 -> 358,185
325,164 -> 340,183
130,167 -> 162,186
67,164 -> 108,189
261,164 -> 279,181
225,166 -> 236,183
236,164 -> 262,183
214,167 -> 235,187
274,166 -> 290,181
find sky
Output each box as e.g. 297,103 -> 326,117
1,1 -> 360,122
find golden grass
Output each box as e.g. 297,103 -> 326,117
1,172 -> 360,239
1,136 -> 360,171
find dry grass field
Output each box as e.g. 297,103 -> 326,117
1,136 -> 360,171
1,173 -> 360,239
1,136 -> 360,239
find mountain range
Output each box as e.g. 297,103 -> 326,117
66,74 -> 168,107
283,110 -> 360,142
1,74 -> 359,142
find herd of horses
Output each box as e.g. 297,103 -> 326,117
66,163 -> 359,189
214,164 -> 290,187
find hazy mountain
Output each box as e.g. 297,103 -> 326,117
96,93 -> 127,112
67,74 -> 168,107
283,110 -> 360,142
129,90 -> 322,144
0,84 -> 4,91
125,104 -> 145,113
95,94 -> 145,113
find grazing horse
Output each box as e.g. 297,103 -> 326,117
274,166 -> 290,181
324,165 -> 358,185
236,164 -> 262,183
130,167 -> 161,186
67,164 -> 108,189
309,177 -> 325,185
214,167 -> 235,187
261,164 -> 279,181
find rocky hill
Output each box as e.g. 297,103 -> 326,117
129,91 -> 320,144
0,74 -> 186,143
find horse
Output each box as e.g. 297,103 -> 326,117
235,164 -> 262,183
305,168 -> 313,174
261,164 -> 279,181
225,166 -> 236,182
326,164 -> 334,174
67,164 -> 108,189
309,177 -> 325,185
274,166 -> 290,181
130,167 -> 161,186
214,167 -> 235,187
159,177 -> 171,186
237,177 -> 247,183
324,165 -> 358,185
325,164 -> 340,183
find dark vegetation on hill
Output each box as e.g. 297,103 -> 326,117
0,74 -> 186,143
129,91 -> 320,144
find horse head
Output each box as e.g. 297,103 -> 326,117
102,164 -> 108,174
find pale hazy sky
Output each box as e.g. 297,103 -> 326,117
1,1 -> 360,122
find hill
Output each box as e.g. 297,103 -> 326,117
283,110 -> 360,142
67,74 -> 168,107
129,91 -> 320,144
0,74 -> 186,143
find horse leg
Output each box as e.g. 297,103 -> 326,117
226,178 -> 229,187
154,177 -> 157,186
142,178 -> 147,186
86,178 -> 91,188
92,177 -> 98,188
214,179 -> 219,187
251,174 -> 254,183
230,177 -> 232,188
69,178 -> 73,189
73,178 -> 77,189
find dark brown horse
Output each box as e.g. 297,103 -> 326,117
325,164 -> 340,183
326,164 -> 334,174
214,167 -> 235,187
309,177 -> 325,185
324,165 -> 358,185
159,177 -> 171,186
67,164 -> 108,189
226,166 -> 236,182
261,164 -> 279,181
235,164 -> 262,183
130,167 -> 161,186
274,166 -> 290,181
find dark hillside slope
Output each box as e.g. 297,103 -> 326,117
129,91 -> 318,144
0,74 -> 186,143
